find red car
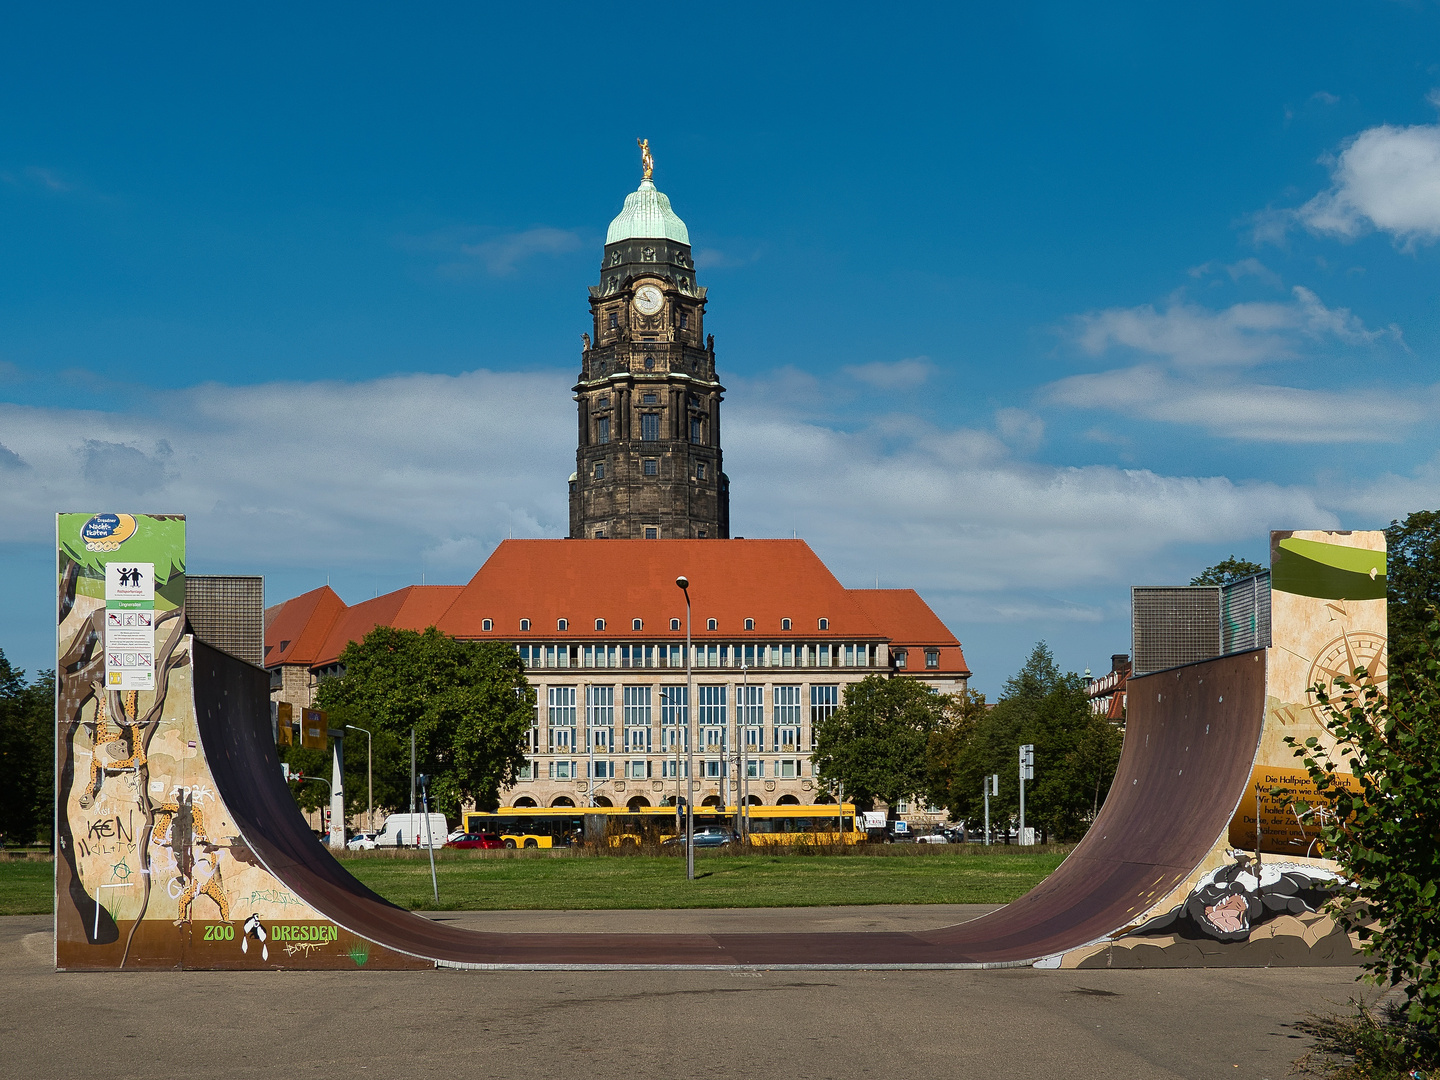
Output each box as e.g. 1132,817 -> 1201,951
445,832 -> 505,850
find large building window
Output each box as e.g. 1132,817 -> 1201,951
548,686 -> 576,751
660,685 -> 687,749
810,685 -> 839,749
596,416 -> 610,444
623,686 -> 651,753
773,685 -> 801,753
587,685 -> 614,752
641,413 -> 660,441
690,416 -> 703,444
738,683 -> 763,752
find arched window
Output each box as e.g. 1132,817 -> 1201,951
551,795 -> 575,808
519,619 -> 530,631
595,618 -> 605,631
781,618 -> 792,631
670,618 -> 681,631
557,619 -> 568,631
777,794 -> 801,805
706,618 -> 717,631
513,797 -> 537,809
632,618 -> 643,631
482,619 -> 493,632
818,618 -> 829,630
744,618 -> 755,631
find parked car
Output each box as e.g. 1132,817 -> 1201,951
346,832 -> 378,851
447,827 -> 467,843
662,826 -> 738,848
916,832 -> 948,844
445,832 -> 505,850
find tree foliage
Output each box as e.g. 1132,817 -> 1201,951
1387,510 -> 1440,684
925,642 -> 1122,842
1190,555 -> 1265,587
0,651 -> 53,848
313,626 -> 534,820
1286,610 -> 1440,1056
811,674 -> 949,814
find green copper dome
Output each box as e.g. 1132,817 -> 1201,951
605,178 -> 690,246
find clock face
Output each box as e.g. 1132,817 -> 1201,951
633,284 -> 663,316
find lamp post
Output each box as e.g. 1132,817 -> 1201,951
739,663 -> 750,843
676,575 -> 694,881
345,723 -> 373,833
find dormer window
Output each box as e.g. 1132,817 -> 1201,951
706,618 -> 717,631
557,619 -> 569,631
482,619 -> 493,632
520,619 -> 531,632
595,619 -> 606,631
894,649 -> 908,669
670,618 -> 681,631
818,618 -> 829,630
926,649 -> 939,669
632,618 -> 643,631
744,618 -> 755,631
781,618 -> 792,631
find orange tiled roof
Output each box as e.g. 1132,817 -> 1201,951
436,538 -> 887,641
848,589 -> 969,675
312,585 -> 464,667
262,586 -> 347,668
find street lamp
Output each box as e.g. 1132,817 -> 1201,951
345,723 -> 373,833
676,575 -> 694,882
739,662 -> 750,843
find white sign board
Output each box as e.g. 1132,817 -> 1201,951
105,561 -> 156,690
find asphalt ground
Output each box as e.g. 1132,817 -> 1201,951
1,909 -> 1371,1080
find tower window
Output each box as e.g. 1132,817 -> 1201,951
644,355 -> 654,370
594,461 -> 605,479
595,619 -> 605,631
697,530 -> 706,538
670,618 -> 681,631
641,414 -> 660,441
608,312 -> 618,329
690,417 -> 703,444
482,619 -> 493,632
679,313 -> 688,330
706,618 -> 717,631
644,527 -> 658,539
781,619 -> 792,631
642,393 -> 657,404
643,459 -> 657,475
594,530 -> 605,538
744,618 -> 754,631
598,395 -> 610,408
818,618 -> 829,630
697,462 -> 707,481
633,618 -> 643,630
520,619 -> 531,632
557,619 -> 569,631
596,417 -> 610,444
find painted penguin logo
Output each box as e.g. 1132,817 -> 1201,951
242,913 -> 269,961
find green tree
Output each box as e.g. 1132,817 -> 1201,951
1190,555 -> 1265,586
1287,610 -> 1440,1065
925,642 -> 1122,842
812,674 -> 950,819
1386,510 -> 1440,685
0,651 -> 53,848
313,626 -> 534,820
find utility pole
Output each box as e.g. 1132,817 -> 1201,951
983,773 -> 998,845
409,728 -> 416,816
1019,744 -> 1034,845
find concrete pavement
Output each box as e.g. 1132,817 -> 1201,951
1,911 -> 1369,1080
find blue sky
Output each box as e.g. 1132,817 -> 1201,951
3,3 -> 1439,693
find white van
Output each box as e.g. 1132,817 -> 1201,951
374,813 -> 449,849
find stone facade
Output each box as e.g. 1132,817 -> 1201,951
569,195 -> 728,539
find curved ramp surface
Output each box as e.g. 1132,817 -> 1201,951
195,642 -> 1269,968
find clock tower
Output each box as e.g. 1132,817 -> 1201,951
569,143 -> 729,540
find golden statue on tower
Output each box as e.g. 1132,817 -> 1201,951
638,137 -> 654,181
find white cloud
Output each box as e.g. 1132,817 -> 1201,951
1045,363 -> 1437,443
994,407 -> 1044,452
1072,287 -> 1386,368
1297,115 -> 1440,247
458,227 -> 584,275
843,357 -> 933,390
0,366 -> 1347,614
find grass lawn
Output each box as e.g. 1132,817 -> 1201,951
0,859 -> 53,916
0,848 -> 1068,916
339,848 -> 1068,911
